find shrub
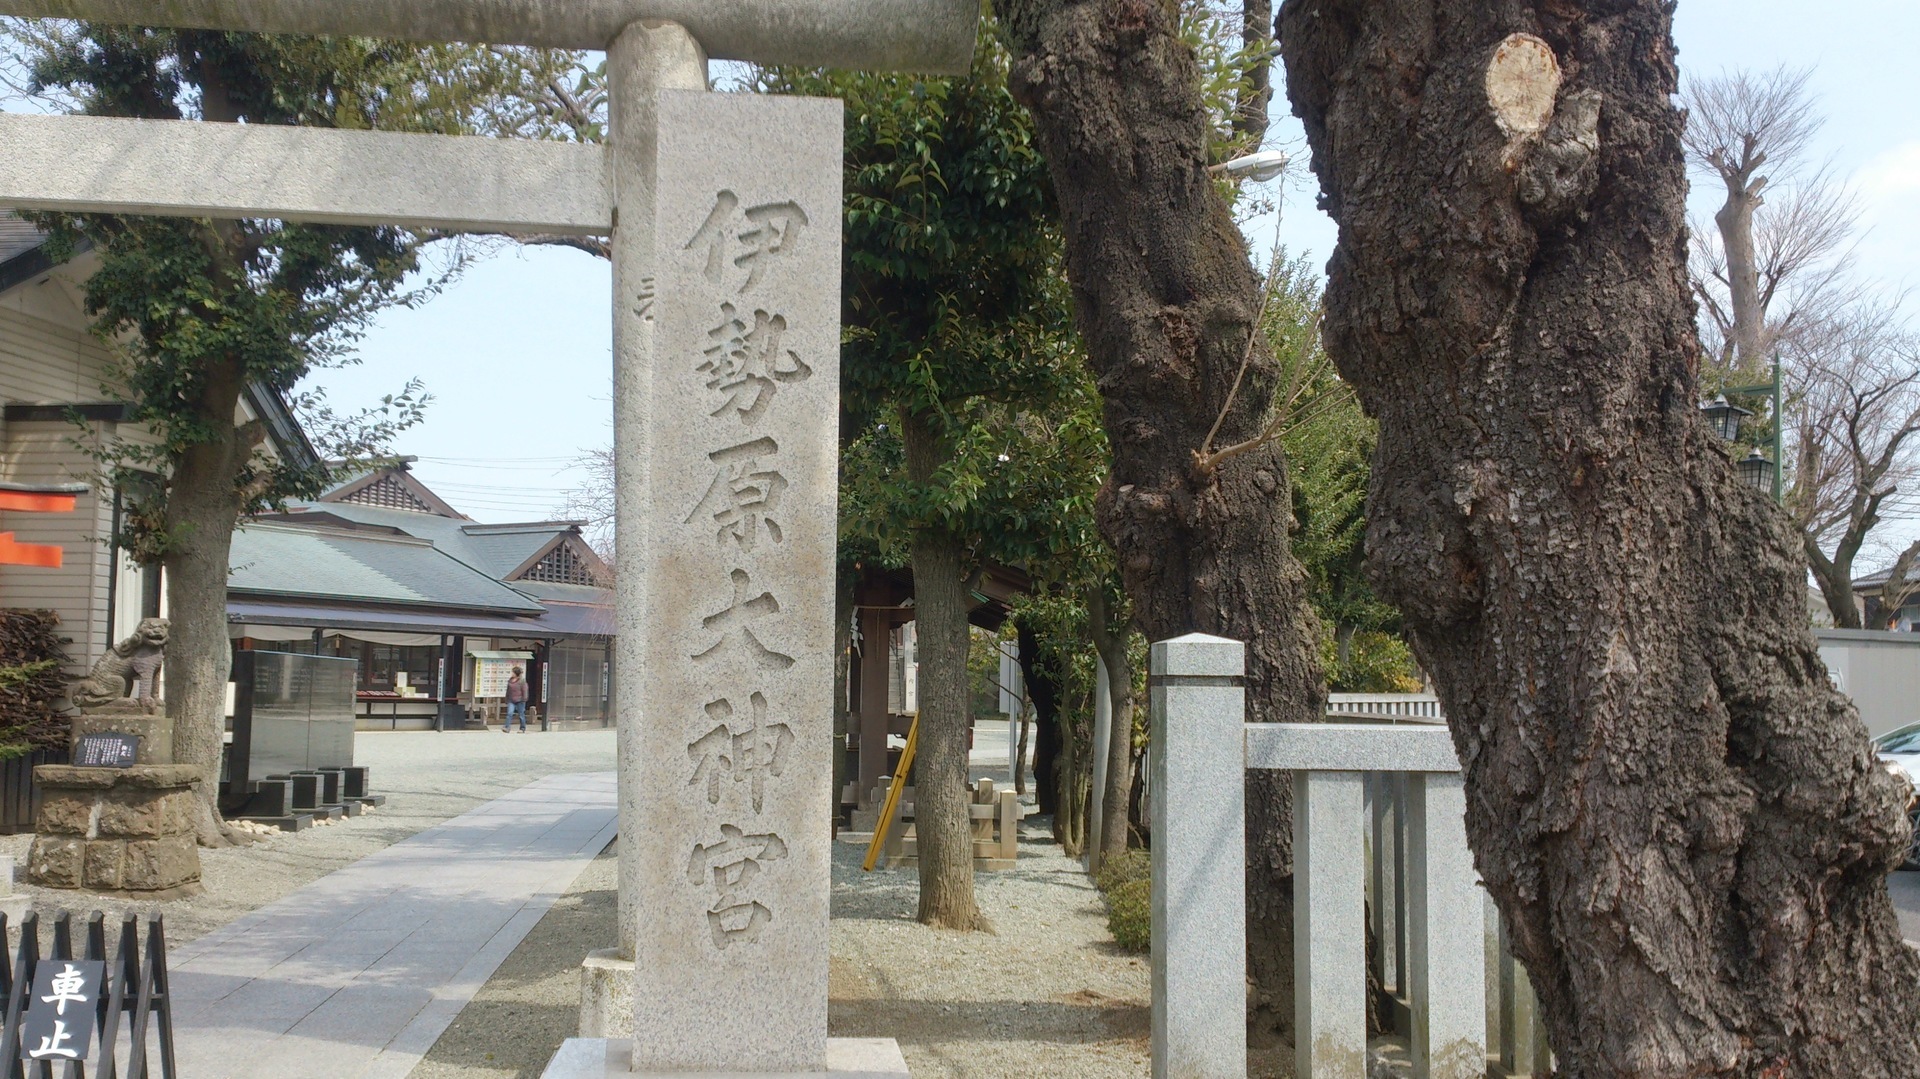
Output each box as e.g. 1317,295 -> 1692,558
0,610 -> 70,760
1094,848 -> 1150,893
1106,877 -> 1151,953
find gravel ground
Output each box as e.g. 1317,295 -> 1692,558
419,812 -> 1153,1078
828,824 -> 1152,1077
2,729 -> 617,944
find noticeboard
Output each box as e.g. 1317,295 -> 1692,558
472,651 -> 533,698
71,733 -> 139,769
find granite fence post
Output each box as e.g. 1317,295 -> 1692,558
1295,768 -> 1366,1079
1407,772 -> 1485,1079
1149,633 -> 1246,1079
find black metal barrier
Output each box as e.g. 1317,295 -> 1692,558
0,912 -> 175,1078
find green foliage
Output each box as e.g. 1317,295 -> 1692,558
1094,848 -> 1151,894
0,610 -> 70,760
765,29 -> 1094,575
1264,254 -> 1421,691
1319,629 -> 1423,694
5,22 -> 551,558
1105,877 -> 1152,954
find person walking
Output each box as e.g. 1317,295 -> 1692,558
502,666 -> 530,733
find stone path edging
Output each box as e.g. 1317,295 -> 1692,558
165,771 -> 617,1079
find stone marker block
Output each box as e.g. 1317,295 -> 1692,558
297,769 -> 342,805
620,88 -> 842,1073
254,778 -> 295,818
578,950 -> 634,1039
342,766 -> 371,799
280,773 -> 321,811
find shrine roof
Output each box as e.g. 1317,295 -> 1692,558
228,521 -> 546,614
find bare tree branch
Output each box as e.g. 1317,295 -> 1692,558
1785,302 -> 1920,626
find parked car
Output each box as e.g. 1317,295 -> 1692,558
1872,722 -> 1920,870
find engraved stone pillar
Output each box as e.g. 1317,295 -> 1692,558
612,31 -> 844,1069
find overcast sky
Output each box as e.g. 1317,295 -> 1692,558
85,3 -> 1920,537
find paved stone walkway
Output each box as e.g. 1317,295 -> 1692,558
166,772 -> 617,1079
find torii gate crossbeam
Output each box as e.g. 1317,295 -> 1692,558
0,3 -> 977,1076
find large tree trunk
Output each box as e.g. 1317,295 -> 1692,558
1002,0 -> 1326,1048
162,355 -> 251,848
1805,536 -> 1865,629
1017,621 -> 1062,816
1086,588 -> 1135,860
1715,184 -> 1767,371
1277,2 -> 1920,1074
902,409 -> 984,930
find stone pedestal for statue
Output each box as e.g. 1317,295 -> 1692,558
26,765 -> 202,897
70,711 -> 174,764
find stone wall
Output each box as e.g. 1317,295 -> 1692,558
27,764 -> 201,896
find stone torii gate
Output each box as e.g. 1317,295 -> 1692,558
0,3 -> 976,1075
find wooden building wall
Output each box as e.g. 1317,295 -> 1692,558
0,268 -> 122,675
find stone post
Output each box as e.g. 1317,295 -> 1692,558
607,22 -> 845,1071
1407,772 -> 1486,1079
1148,633 -> 1246,1078
1295,768 -> 1366,1079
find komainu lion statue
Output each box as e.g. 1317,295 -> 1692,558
70,617 -> 170,712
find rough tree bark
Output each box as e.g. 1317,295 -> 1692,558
1277,1 -> 1920,1073
902,409 -> 984,930
1001,0 -> 1326,1046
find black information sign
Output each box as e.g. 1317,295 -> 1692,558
19,959 -> 103,1062
72,732 -> 140,768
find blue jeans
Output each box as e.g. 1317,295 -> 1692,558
504,701 -> 527,730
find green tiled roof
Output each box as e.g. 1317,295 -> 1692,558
229,522 -> 545,614
275,500 -> 582,580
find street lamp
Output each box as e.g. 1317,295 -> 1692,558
1719,359 -> 1785,504
1736,447 -> 1776,492
1699,395 -> 1751,443
1210,150 -> 1289,182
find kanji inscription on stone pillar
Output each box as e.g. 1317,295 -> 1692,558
627,90 -> 842,1072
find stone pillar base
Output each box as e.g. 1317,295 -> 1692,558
540,1039 -> 909,1079
578,949 -> 634,1038
26,764 -> 202,897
